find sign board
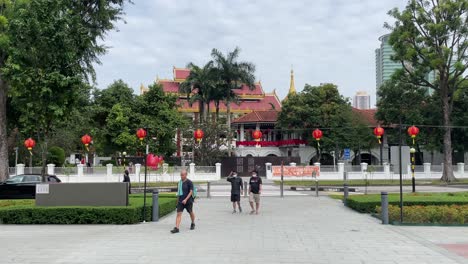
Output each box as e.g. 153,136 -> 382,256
36,184 -> 49,194
272,166 -> 320,177
344,148 -> 351,160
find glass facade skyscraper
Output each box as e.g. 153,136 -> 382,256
375,34 -> 401,98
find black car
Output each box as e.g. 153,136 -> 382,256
0,174 -> 61,199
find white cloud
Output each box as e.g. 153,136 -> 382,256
94,0 -> 406,107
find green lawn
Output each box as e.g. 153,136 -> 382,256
131,181 -> 206,188
333,192 -> 468,213
275,178 -> 468,187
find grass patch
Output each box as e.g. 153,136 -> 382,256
131,182 -> 207,188
275,178 -> 468,187
0,194 -> 177,224
341,192 -> 468,213
376,205 -> 468,224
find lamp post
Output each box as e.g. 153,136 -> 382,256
136,128 -> 148,222
312,129 -> 323,162
24,138 -> 36,174
410,147 -> 416,192
122,151 -> 127,169
373,126 -> 385,166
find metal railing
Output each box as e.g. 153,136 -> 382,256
195,166 -> 216,173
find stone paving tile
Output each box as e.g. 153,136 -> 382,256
0,196 -> 467,264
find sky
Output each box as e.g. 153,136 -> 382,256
94,0 -> 406,107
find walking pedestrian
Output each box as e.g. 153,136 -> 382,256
227,171 -> 243,213
123,169 -> 131,194
248,171 -> 262,215
171,169 -> 196,234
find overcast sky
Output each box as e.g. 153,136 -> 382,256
94,0 -> 406,107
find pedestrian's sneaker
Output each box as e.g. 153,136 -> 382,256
232,209 -> 237,214
239,206 -> 242,213
190,223 -> 195,230
250,210 -> 255,215
170,227 -> 179,234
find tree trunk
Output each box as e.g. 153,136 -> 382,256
0,78 -> 8,181
199,100 -> 205,125
226,101 -> 231,157
441,94 -> 456,182
206,101 -> 210,123
215,101 -> 220,123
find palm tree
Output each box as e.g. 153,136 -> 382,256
179,62 -> 216,124
211,47 -> 256,156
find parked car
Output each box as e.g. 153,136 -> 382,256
0,174 -> 61,199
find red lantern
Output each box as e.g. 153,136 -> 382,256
136,128 -> 147,144
24,138 -> 36,155
194,129 -> 204,143
252,130 -> 263,142
81,134 -> 92,151
373,126 -> 385,144
312,129 -> 323,147
407,126 -> 419,145
146,154 -> 159,169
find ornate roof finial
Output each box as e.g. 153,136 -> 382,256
289,66 -> 296,95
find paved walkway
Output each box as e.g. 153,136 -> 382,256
1,196 -> 468,264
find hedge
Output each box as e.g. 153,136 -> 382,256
376,205 -> 468,224
0,195 -> 177,224
345,192 -> 468,213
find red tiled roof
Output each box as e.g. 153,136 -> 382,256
352,108 -> 378,126
159,80 -> 180,93
233,83 -> 264,95
176,94 -> 281,113
174,68 -> 190,80
232,111 -> 278,124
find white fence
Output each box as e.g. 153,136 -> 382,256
266,162 -> 468,180
8,163 -> 221,183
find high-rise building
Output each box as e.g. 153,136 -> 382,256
375,34 -> 401,97
353,91 -> 371,110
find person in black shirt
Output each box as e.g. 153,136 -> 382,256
248,171 -> 262,215
122,170 -> 131,194
171,169 -> 196,234
227,171 -> 243,213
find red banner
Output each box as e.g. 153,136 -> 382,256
272,166 -> 320,177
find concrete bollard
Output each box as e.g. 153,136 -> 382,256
152,189 -> 159,222
381,192 -> 389,225
315,179 -> 319,197
207,182 -> 211,198
244,181 -> 248,197
343,183 -> 349,206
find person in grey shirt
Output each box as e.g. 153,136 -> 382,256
227,171 -> 243,213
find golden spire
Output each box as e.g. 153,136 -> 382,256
288,68 -> 296,95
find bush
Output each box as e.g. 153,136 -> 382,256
345,192 -> 468,213
47,146 -> 66,166
0,195 -> 177,224
376,205 -> 468,224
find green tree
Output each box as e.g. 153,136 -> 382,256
279,83 -> 374,163
386,0 -> 467,182
211,47 -> 256,156
179,62 -> 216,124
47,146 -> 65,166
2,0 -> 128,180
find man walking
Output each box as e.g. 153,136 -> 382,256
227,171 -> 243,213
171,169 -> 195,234
249,171 -> 262,215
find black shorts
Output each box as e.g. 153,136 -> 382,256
231,193 -> 241,202
177,201 -> 193,213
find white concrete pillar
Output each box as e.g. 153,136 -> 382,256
265,163 -> 272,179
289,162 -> 296,167
240,124 -> 245,141
135,164 -> 141,178
361,162 -> 368,172
77,164 -> 84,177
384,163 -> 391,178
215,163 -> 221,180
47,164 -> 55,175
106,164 -> 113,177
457,162 -> 464,177
424,163 -> 431,178
16,164 -> 25,175
189,163 -> 195,178
338,162 -> 344,178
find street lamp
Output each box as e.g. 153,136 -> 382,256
410,147 -> 416,192
136,128 -> 148,222
122,151 -> 127,168
24,138 -> 36,174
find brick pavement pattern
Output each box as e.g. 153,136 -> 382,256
1,196 -> 467,264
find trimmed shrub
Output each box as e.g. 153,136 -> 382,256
346,192 -> 468,213
47,146 -> 66,166
0,196 -> 177,224
376,205 -> 468,224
